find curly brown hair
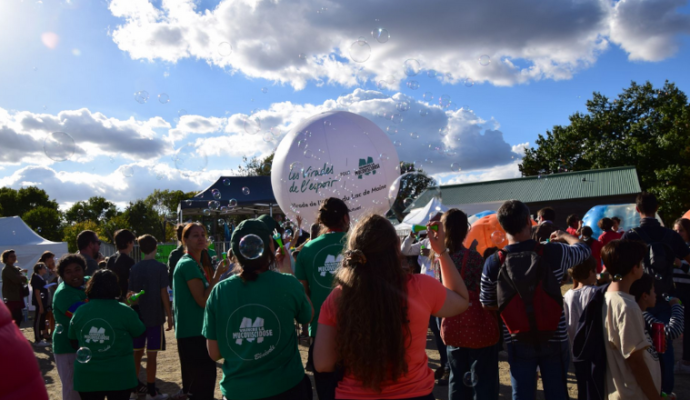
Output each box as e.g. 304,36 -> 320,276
333,214 -> 410,391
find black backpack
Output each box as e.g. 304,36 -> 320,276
632,228 -> 676,297
496,243 -> 564,344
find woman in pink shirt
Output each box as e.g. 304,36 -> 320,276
314,214 -> 470,400
598,217 -> 623,246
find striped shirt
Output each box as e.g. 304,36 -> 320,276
643,303 -> 685,344
673,242 -> 690,286
480,240 -> 591,344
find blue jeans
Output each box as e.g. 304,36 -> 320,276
647,300 -> 674,393
430,316 -> 448,369
506,340 -> 570,400
447,344 -> 499,400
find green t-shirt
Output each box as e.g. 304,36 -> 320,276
173,254 -> 209,338
68,299 -> 145,392
203,271 -> 312,400
294,231 -> 346,337
52,278 -> 89,354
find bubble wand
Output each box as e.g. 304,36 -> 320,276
127,290 -> 145,305
273,229 -> 285,249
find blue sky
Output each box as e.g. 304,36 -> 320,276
0,0 -> 689,208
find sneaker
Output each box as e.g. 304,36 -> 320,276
34,340 -> 51,347
435,368 -> 450,386
130,392 -> 139,400
146,390 -> 169,400
674,362 -> 690,375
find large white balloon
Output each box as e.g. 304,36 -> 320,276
271,111 -> 400,226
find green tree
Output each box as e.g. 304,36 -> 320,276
388,162 -> 436,222
62,221 -> 105,253
100,214 -> 131,244
238,153 -> 274,176
123,200 -> 166,242
64,196 -> 118,224
0,186 -> 59,217
23,206 -> 62,242
520,80 -> 690,222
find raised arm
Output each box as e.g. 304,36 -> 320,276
427,221 -> 470,318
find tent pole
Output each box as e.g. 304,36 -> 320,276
269,204 -> 273,217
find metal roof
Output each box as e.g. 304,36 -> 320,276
419,166 -> 641,206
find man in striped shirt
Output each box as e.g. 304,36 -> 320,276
480,200 -> 591,400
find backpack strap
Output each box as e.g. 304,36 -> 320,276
496,250 -> 506,266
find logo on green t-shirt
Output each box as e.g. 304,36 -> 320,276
318,254 -> 343,277
226,304 -> 281,361
80,318 -> 116,352
312,245 -> 344,288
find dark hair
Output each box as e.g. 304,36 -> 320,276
636,192 -> 658,215
598,217 -> 613,231
233,245 -> 276,283
581,226 -> 593,238
98,260 -> 107,269
114,229 -> 136,250
673,218 -> 690,242
483,247 -> 499,261
85,269 -> 121,299
76,230 -> 98,251
629,273 -> 655,302
33,262 -> 46,275
334,214 -> 409,391
611,216 -> 621,224
176,224 -> 185,242
57,253 -> 87,278
566,214 -> 580,228
182,223 -> 206,245
138,234 -> 158,255
569,256 -> 596,281
1,249 -> 15,264
310,223 -> 321,240
39,251 -> 55,263
497,200 -> 531,236
601,240 -> 646,277
538,207 -> 556,222
441,209 -> 469,253
532,221 -> 558,242
317,197 -> 349,230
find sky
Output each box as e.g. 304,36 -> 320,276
0,0 -> 689,210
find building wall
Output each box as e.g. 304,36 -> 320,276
525,193 -> 640,230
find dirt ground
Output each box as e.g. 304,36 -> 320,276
21,286 -> 690,399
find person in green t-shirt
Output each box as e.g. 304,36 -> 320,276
172,222 -> 229,400
52,253 -> 90,400
294,197 -> 349,395
68,269 -> 146,400
204,218 -> 312,400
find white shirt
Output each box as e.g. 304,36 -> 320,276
563,285 -> 597,348
401,235 -> 433,277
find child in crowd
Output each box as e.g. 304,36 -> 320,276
630,273 -> 684,399
598,218 -> 622,247
612,217 -> 625,234
30,262 -> 52,346
564,256 -> 598,348
580,226 -> 603,273
601,240 -> 661,400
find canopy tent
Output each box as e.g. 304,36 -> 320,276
395,198 -> 449,232
177,176 -> 283,221
0,216 -> 68,306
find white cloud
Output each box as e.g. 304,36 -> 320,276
107,0 -> 689,90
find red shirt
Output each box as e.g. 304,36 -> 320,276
586,239 -> 604,273
319,274 -> 447,399
566,227 -> 579,237
598,231 -> 622,247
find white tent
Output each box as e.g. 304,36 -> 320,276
395,198 -> 449,232
0,216 -> 69,309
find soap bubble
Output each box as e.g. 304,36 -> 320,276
613,274 -> 623,282
262,133 -> 274,143
158,93 -> 170,104
54,324 -> 64,334
388,172 -> 441,221
463,371 -> 478,387
464,78 -> 474,87
478,55 -> 491,66
218,219 -> 226,226
396,101 -> 410,112
406,80 -> 419,90
304,149 -> 313,158
78,209 -> 84,216
379,153 -> 390,161
212,189 -> 221,200
491,231 -> 506,245
43,132 -> 76,162
222,178 -> 231,186
134,91 -> 149,104
239,234 -> 265,260
403,59 -> 421,77
371,28 -> 390,43
450,163 -> 461,171
324,120 -> 331,127
419,109 -> 428,117
409,132 -> 420,139
37,227 -> 42,233
243,117 -> 262,135
121,165 -> 134,178
261,87 -> 268,94
202,209 -> 211,216
349,40 -> 371,63
209,200 -> 220,211
423,92 -> 434,101
427,70 -> 437,78
242,187 -> 250,195
218,42 -> 233,56
228,198 -> 238,208
655,273 -> 663,281
439,94 -> 451,108
184,200 -> 193,206
76,347 -> 92,363
174,144 -> 208,173
177,109 -> 188,118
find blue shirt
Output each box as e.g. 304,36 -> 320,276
480,240 -> 591,343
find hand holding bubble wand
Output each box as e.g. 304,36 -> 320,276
127,290 -> 145,305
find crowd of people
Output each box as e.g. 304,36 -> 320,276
1,191 -> 690,400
